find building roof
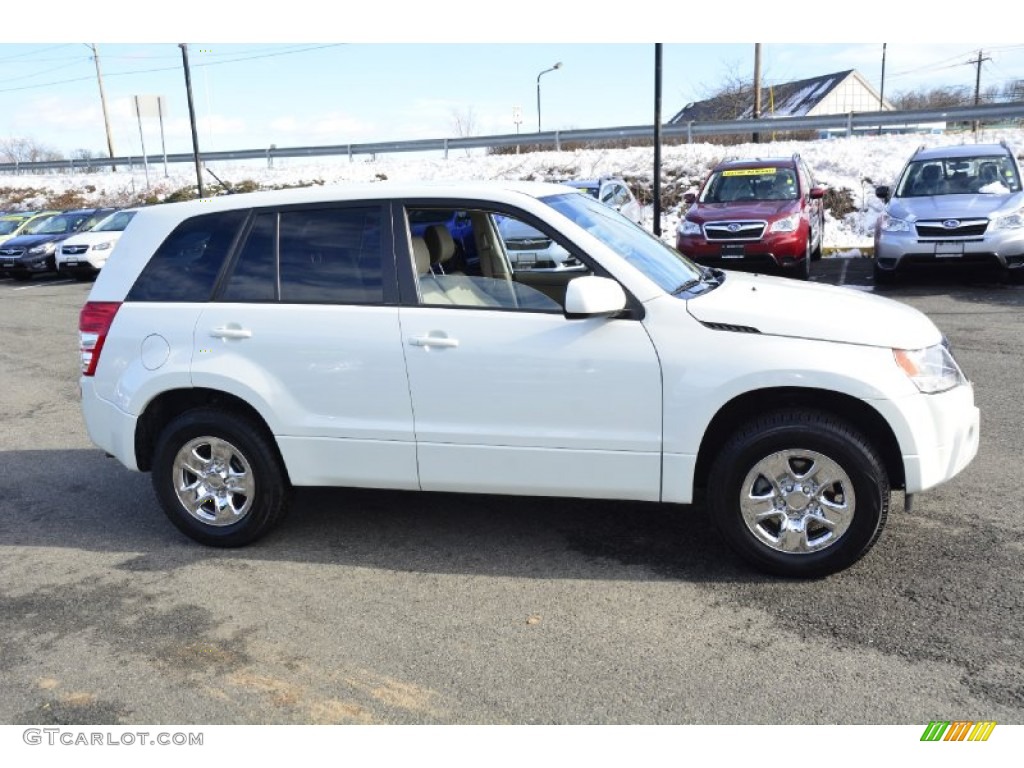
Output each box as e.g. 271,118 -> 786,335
669,69 -> 889,124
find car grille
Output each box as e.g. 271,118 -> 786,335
703,221 -> 766,241
505,237 -> 552,251
61,245 -> 89,255
0,247 -> 26,257
915,218 -> 988,238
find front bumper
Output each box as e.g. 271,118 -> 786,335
677,229 -> 809,269
875,227 -> 1024,273
874,382 -> 980,494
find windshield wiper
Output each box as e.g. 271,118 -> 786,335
671,278 -> 703,295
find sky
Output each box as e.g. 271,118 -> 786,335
1,4 -> 1023,158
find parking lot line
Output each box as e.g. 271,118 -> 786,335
13,280 -> 73,290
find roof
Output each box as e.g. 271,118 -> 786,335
716,157 -> 799,169
669,69 -> 886,124
913,143 -> 1012,161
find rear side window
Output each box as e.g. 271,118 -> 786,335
278,207 -> 383,304
127,211 -> 247,302
221,212 -> 277,302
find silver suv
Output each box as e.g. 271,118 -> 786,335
873,142 -> 1024,283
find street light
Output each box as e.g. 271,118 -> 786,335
536,62 -> 563,133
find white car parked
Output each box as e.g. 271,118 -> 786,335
79,181 -> 979,577
56,208 -> 138,280
563,177 -> 645,225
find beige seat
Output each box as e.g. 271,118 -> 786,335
412,235 -> 453,305
423,225 -> 502,308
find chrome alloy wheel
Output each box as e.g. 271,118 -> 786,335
172,436 -> 255,526
739,449 -> 855,554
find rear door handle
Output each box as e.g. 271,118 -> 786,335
210,326 -> 252,340
408,335 -> 459,348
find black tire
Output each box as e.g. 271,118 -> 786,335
10,273 -> 31,282
151,408 -> 290,547
873,261 -> 896,286
797,239 -> 812,280
811,213 -> 824,261
707,409 -> 889,578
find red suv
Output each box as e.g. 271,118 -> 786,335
675,155 -> 826,280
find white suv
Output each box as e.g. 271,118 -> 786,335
79,181 -> 979,577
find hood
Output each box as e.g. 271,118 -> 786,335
688,200 -> 798,222
888,191 -> 1023,221
60,231 -> 126,248
0,233 -> 73,249
685,271 -> 941,350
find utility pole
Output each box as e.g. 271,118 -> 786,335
179,43 -> 205,198
752,44 -> 762,144
878,43 -> 887,136
970,49 -> 991,138
653,44 -> 662,237
89,44 -> 117,171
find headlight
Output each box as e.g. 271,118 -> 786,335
893,343 -> 967,394
92,241 -> 113,251
769,213 -> 800,233
28,242 -> 56,255
991,209 -> 1024,230
880,213 -> 911,233
677,219 -> 701,236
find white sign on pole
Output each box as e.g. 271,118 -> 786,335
132,95 -> 167,119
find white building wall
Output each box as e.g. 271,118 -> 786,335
811,76 -> 886,115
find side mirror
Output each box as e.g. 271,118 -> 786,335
564,276 -> 627,319
808,185 -> 827,200
875,185 -> 891,202
683,192 -> 697,205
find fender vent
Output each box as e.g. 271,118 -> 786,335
701,321 -> 761,334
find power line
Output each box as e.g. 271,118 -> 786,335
0,43 -> 347,96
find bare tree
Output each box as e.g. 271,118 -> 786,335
450,107 -> 477,157
0,137 -> 63,165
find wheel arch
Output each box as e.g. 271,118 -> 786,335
134,388 -> 288,481
694,387 -> 905,492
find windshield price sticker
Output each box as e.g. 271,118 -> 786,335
722,168 -> 776,177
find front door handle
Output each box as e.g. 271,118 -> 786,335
408,334 -> 459,349
210,326 -> 252,340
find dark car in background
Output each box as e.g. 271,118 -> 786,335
675,154 -> 826,280
0,207 -> 118,281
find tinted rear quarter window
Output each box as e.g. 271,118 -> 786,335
127,210 -> 247,302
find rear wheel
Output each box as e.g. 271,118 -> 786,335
707,410 -> 889,578
151,408 -> 291,547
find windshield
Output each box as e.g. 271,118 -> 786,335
700,166 -> 799,203
0,219 -> 25,235
895,156 -> 1021,197
93,210 -> 135,232
34,213 -> 91,235
21,214 -> 58,235
542,192 -> 702,293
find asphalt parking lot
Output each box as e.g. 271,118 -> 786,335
0,258 -> 1022,726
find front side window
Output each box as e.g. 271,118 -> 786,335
127,210 -> 247,302
406,206 -> 568,312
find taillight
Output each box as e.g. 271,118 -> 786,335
79,301 -> 121,376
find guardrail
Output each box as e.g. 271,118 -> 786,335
2,102 -> 1023,175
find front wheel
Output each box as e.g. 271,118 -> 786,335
707,410 -> 889,577
151,408 -> 291,547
